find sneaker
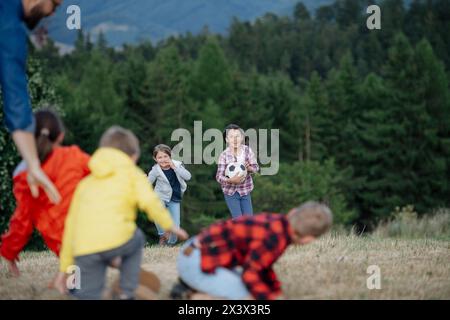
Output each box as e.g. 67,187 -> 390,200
159,236 -> 167,246
170,278 -> 195,300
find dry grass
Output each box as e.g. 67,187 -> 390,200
1,235 -> 449,300
373,207 -> 450,240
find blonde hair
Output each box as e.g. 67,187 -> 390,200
99,126 -> 140,157
289,201 -> 333,237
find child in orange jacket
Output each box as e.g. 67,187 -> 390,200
0,109 -> 90,277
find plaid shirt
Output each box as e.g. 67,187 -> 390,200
216,145 -> 259,196
197,213 -> 294,300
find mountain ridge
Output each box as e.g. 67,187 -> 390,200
44,0 -> 332,49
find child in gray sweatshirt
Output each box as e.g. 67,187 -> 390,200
148,144 -> 191,245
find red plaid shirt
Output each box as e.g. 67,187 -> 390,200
216,145 -> 259,196
197,213 -> 294,300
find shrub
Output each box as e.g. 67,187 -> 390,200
373,205 -> 450,239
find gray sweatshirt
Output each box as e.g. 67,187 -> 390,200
147,160 -> 191,202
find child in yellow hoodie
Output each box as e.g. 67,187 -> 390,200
53,126 -> 188,299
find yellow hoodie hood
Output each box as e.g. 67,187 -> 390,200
89,147 -> 134,178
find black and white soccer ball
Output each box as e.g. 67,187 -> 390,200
225,161 -> 247,179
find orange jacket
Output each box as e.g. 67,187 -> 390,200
0,146 -> 90,261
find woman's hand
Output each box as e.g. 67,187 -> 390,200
27,165 -> 61,204
12,131 -> 61,204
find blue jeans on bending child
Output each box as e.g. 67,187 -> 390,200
177,238 -> 251,299
155,200 -> 180,245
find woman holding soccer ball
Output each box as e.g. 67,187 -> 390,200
216,124 -> 259,219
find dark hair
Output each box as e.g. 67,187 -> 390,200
99,126 -> 140,157
223,124 -> 241,141
223,124 -> 248,145
153,144 -> 172,158
34,109 -> 64,162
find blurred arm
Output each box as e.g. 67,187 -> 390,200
0,177 -> 34,262
136,169 -> 174,231
174,162 -> 191,181
215,153 -> 229,184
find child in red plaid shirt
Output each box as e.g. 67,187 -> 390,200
216,124 -> 259,219
172,201 -> 333,300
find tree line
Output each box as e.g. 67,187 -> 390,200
1,0 -> 449,247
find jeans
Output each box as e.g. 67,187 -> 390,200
224,192 -> 253,219
71,228 -> 145,300
155,200 -> 180,245
177,238 -> 251,300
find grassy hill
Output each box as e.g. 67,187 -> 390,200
1,234 -> 449,299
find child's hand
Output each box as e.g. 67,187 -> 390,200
245,162 -> 254,173
227,174 -> 245,184
169,160 -> 176,170
6,258 -> 20,277
51,272 -> 68,295
170,227 -> 189,241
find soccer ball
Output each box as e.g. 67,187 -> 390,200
225,162 -> 247,179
